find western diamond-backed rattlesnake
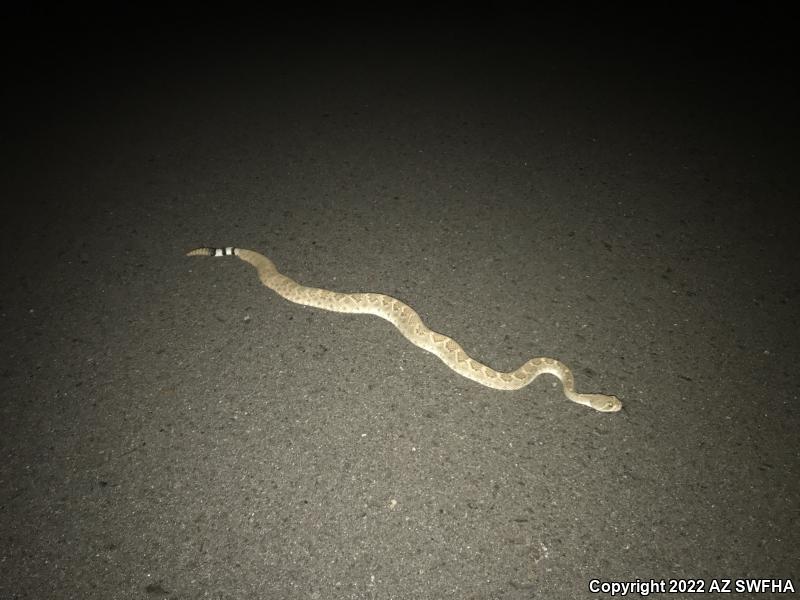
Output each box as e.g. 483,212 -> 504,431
187,247 -> 622,412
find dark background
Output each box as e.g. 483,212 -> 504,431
2,5 -> 797,599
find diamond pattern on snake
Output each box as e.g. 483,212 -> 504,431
187,246 -> 622,412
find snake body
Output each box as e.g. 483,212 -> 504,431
187,247 -> 622,412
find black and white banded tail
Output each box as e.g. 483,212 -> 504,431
186,247 -> 239,257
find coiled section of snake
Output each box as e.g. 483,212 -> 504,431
187,246 -> 622,412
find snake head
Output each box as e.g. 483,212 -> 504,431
586,394 -> 623,412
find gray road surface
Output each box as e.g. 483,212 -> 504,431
2,8 -> 797,600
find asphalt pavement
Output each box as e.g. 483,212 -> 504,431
1,8 -> 797,599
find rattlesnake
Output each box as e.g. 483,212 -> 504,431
187,247 -> 622,412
